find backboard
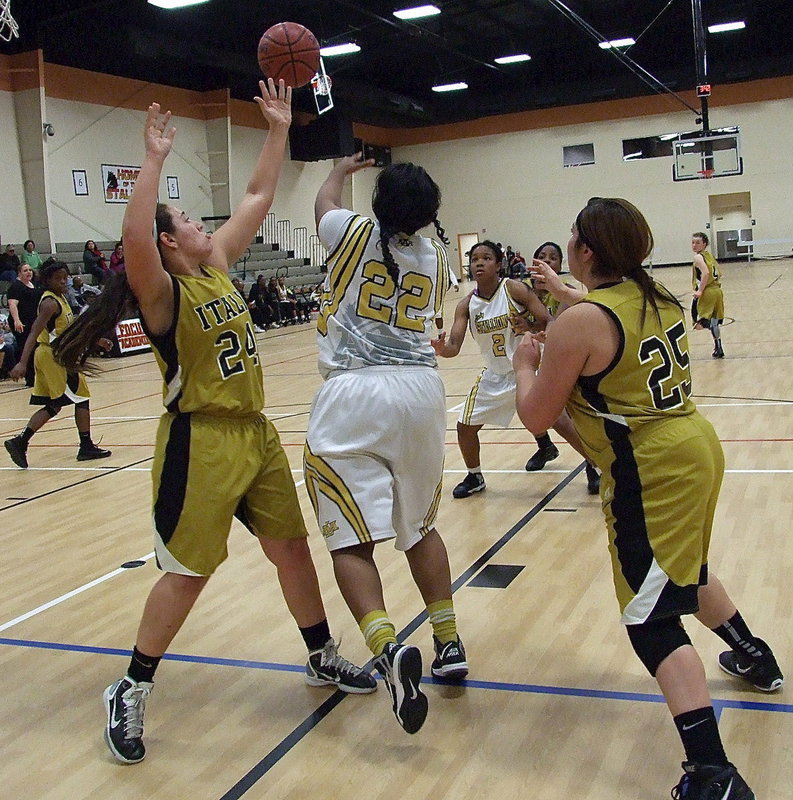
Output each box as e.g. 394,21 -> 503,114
672,130 -> 742,181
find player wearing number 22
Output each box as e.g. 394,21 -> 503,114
304,155 -> 467,735
53,79 -> 374,766
513,198 -> 782,800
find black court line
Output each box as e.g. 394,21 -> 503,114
218,463 -> 585,800
0,456 -> 153,511
695,394 -> 793,404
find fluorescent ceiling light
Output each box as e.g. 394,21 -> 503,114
599,38 -> 636,49
495,54 -> 531,64
320,43 -> 361,57
708,21 -> 746,33
623,152 -> 642,160
148,0 -> 209,8
432,82 -> 468,92
659,133 -> 679,141
394,5 -> 441,20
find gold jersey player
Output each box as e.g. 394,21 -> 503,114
304,155 -> 466,735
4,258 -> 111,468
514,198 -> 782,799
433,240 -> 552,498
54,80 -> 374,765
691,231 -> 725,358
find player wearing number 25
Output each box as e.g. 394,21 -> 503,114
54,79 -> 375,765
513,197 -> 781,799
304,155 -> 467,735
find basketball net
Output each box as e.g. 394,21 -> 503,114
0,0 -> 19,42
311,57 -> 334,115
697,168 -> 715,179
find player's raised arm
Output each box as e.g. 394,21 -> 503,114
211,79 -> 292,268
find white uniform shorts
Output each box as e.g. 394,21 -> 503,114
458,368 -> 517,428
304,365 -> 445,552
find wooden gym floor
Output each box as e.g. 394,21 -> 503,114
1,260 -> 791,799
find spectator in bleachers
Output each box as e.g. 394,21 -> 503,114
293,285 -> 312,323
230,277 -> 246,303
276,275 -> 297,325
21,240 -> 44,279
83,240 -> 109,285
66,274 -> 99,314
0,244 -> 21,282
109,241 -> 126,274
266,276 -> 284,324
248,274 -> 279,331
7,262 -> 41,387
0,313 -> 20,379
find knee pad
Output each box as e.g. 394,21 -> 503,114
44,404 -> 60,418
75,400 -> 89,410
626,616 -> 692,676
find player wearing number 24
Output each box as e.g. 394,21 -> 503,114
512,197 -> 782,799
53,78 -> 375,765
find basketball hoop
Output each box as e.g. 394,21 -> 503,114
311,57 -> 334,115
311,74 -> 333,96
0,0 -> 20,42
697,168 -> 715,179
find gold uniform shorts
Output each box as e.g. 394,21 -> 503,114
151,412 -> 307,576
31,343 -> 89,407
597,412 -> 723,625
694,284 -> 725,321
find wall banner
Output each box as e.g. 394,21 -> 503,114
101,164 -> 141,204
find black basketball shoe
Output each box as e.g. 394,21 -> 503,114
103,676 -> 153,764
671,761 -> 754,799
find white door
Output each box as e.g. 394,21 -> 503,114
457,233 -> 479,280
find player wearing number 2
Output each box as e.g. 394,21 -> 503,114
304,155 -> 467,736
513,198 -> 781,800
54,79 -> 375,765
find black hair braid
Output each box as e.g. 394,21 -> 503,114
52,271 -> 137,375
378,226 -> 400,285
432,217 -> 449,246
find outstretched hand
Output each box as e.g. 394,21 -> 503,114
337,152 -> 376,175
254,78 -> 292,130
430,330 -> 447,356
512,331 -> 543,372
528,259 -> 564,295
144,103 -> 176,162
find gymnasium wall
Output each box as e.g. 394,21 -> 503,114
1,54 -> 790,266
44,98 -> 214,245
0,89 -> 30,243
392,97 -> 793,268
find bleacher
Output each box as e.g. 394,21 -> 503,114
40,239 -> 326,293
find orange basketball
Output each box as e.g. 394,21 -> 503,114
257,22 -> 321,88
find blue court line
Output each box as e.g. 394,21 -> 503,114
2,635 -> 790,721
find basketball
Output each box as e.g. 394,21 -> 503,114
257,22 -> 321,88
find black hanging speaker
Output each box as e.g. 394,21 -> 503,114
354,138 -> 392,167
289,112 -> 355,161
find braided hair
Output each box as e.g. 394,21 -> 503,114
371,163 -> 449,285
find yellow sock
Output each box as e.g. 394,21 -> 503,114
359,610 -> 397,656
427,599 -> 458,644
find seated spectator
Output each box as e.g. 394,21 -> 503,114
508,249 -> 527,278
83,240 -> 109,285
293,285 -> 312,323
0,314 -> 20,378
230,277 -> 246,304
0,244 -> 21,282
266,276 -> 283,324
66,275 -> 99,314
276,276 -> 297,325
20,240 -> 44,280
108,241 -> 126,274
248,274 -> 279,331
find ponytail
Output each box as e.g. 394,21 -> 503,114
629,265 -> 682,325
52,272 -> 138,374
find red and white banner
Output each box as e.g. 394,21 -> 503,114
115,318 -> 151,354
